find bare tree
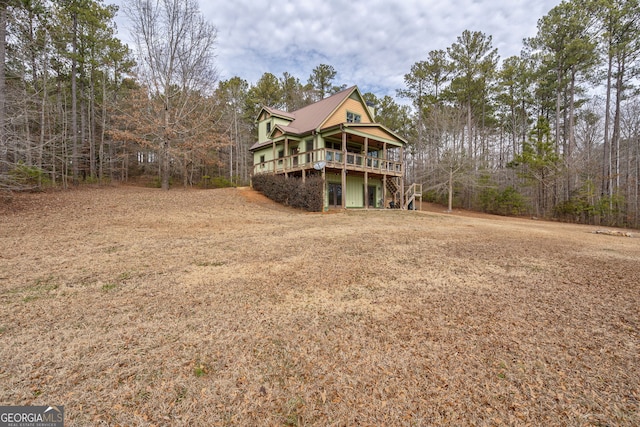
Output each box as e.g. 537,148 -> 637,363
125,0 -> 218,190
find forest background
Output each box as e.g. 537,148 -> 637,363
1,0 -> 640,228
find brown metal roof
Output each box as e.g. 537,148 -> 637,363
283,86 -> 357,134
274,125 -> 299,134
249,140 -> 270,151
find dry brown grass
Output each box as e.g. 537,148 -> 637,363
1,186 -> 639,426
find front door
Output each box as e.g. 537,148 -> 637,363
368,185 -> 376,208
328,183 -> 342,207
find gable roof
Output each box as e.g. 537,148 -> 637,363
251,85 -> 405,151
259,106 -> 294,121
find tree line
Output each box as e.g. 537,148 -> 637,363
0,0 -> 347,190
395,0 -> 640,228
1,0 -> 639,227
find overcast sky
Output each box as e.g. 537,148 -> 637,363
113,0 -> 563,100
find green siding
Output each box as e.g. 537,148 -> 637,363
257,116 -> 293,142
325,174 -> 382,209
345,177 -> 364,208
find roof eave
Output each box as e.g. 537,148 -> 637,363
318,123 -> 407,146
254,106 -> 295,123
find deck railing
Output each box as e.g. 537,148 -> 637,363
253,148 -> 403,176
404,183 -> 423,210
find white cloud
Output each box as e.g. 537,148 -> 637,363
112,0 -> 562,100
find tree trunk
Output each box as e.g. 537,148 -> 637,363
80,87 -> 87,181
161,139 -> 170,190
613,58 -> 624,194
161,103 -> 170,190
0,3 -> 6,173
510,99 -> 517,160
38,46 -> 48,187
21,63 -> 32,166
100,67 -> 107,182
229,133 -> 233,181
233,108 -> 239,184
602,35 -> 613,197
555,66 -> 562,157
467,100 -> 473,158
89,71 -> 96,179
634,136 -> 640,228
447,168 -> 453,212
71,12 -> 79,184
625,133 -> 632,227
110,60 -> 120,182
183,153 -> 189,188
567,67 -> 576,200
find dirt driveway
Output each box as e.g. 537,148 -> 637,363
1,186 -> 639,426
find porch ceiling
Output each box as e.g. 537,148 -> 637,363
323,131 -> 387,149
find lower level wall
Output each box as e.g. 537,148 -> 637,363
325,173 -> 383,209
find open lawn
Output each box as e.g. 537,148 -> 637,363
1,186 -> 639,426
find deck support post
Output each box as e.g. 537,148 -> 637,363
364,137 -> 369,209
382,174 -> 387,208
321,167 -> 326,211
341,129 -> 347,209
272,141 -> 276,175
284,137 -> 289,178
383,142 -> 388,207
400,145 -> 405,209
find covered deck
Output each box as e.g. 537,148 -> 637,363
252,147 -> 403,177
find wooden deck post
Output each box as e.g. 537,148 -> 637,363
341,129 -> 347,209
272,141 -> 276,175
284,137 -> 289,178
400,145 -> 405,208
321,167 -> 326,211
383,142 -> 388,207
382,174 -> 387,208
364,137 -> 369,209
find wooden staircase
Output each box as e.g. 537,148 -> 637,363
385,177 -> 401,208
386,178 -> 422,210
404,183 -> 422,210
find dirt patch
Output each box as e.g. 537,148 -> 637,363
1,186 -> 639,426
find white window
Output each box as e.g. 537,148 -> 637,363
347,112 -> 361,123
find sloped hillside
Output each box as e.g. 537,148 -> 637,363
1,186 -> 638,426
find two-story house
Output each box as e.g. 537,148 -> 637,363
250,86 -> 421,210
